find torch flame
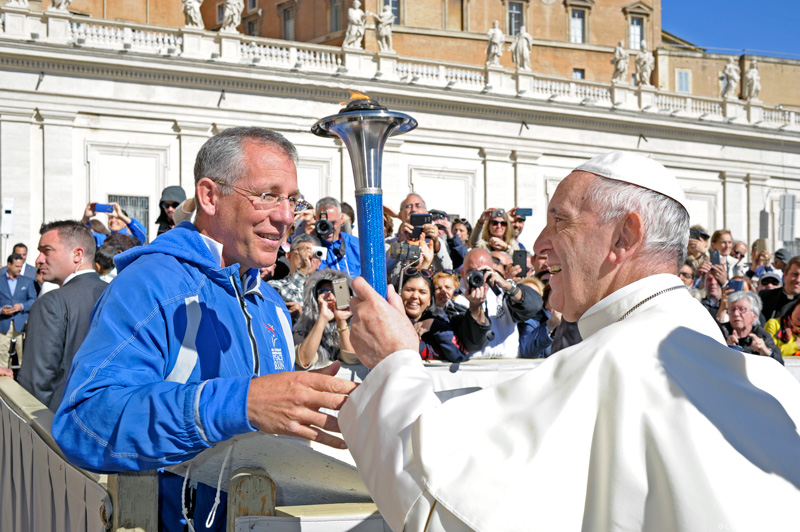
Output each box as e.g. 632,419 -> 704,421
339,89 -> 371,106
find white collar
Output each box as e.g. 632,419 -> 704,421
578,274 -> 684,340
197,231 -> 224,268
62,268 -> 96,287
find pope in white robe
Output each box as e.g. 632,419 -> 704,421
340,152 -> 800,531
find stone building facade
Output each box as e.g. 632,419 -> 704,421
0,2 -> 798,257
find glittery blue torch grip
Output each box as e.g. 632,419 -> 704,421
355,193 -> 387,298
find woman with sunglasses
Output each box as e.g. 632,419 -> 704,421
156,185 -> 187,236
399,268 -> 469,362
764,298 -> 800,358
293,269 -> 358,369
469,207 -> 520,253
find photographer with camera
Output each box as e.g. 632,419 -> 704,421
470,207 -> 521,253
267,233 -> 323,322
450,248 -> 542,357
311,197 -> 361,278
386,194 -> 453,286
429,209 -> 468,270
722,291 -> 782,364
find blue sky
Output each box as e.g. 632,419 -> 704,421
661,0 -> 799,58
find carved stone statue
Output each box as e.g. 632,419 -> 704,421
612,40 -> 629,84
370,4 -> 395,52
220,0 -> 244,34
486,20 -> 504,66
510,26 -> 534,70
182,0 -> 204,29
6,0 -> 30,7
342,0 -> 367,49
720,57 -> 741,100
744,59 -> 761,101
634,40 -> 654,87
49,0 -> 72,11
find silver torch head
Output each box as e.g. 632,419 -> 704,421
312,96 -> 417,193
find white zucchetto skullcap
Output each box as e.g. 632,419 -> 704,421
575,151 -> 688,212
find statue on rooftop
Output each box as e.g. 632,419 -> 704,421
486,20 -> 504,66
634,40 -> 654,87
49,0 -> 72,11
511,26 -> 533,70
369,4 -> 395,53
220,0 -> 244,34
342,0 -> 367,49
720,57 -> 741,99
182,0 -> 204,29
743,59 -> 761,101
612,41 -> 629,84
6,0 -> 30,7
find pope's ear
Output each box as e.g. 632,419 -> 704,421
611,212 -> 644,261
195,178 -> 219,216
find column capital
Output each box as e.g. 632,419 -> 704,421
0,107 -> 35,123
480,148 -> 512,161
512,150 -> 543,164
746,173 -> 769,185
37,108 -> 77,125
175,121 -> 211,136
721,171 -> 747,184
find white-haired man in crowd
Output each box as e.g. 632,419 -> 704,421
341,152 -> 800,531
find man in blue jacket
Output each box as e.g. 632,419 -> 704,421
0,253 -> 37,368
313,196 -> 361,278
53,127 -> 358,531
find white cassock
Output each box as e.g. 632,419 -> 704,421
339,274 -> 800,531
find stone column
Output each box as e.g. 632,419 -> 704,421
722,171 -> 747,240
175,121 -> 211,191
480,148 -> 514,211
747,173 -> 770,243
512,150 -> 542,249
0,107 -> 35,247
39,109 -> 77,221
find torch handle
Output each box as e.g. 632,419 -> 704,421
355,193 -> 388,299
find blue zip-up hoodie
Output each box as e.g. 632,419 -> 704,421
52,222 -> 295,473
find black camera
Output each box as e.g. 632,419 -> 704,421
738,336 -> 753,348
388,242 -> 420,261
429,210 -> 447,222
315,212 -> 333,237
467,269 -> 486,289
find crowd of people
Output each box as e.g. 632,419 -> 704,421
1,127 -> 797,530
1,172 -> 796,401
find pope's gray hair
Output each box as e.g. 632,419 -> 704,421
728,291 -> 762,317
194,127 -> 298,187
588,176 -> 689,268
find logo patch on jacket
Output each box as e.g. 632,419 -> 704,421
264,323 -> 285,370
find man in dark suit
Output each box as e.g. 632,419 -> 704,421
0,253 -> 37,369
759,255 -> 800,321
11,243 -> 38,280
18,221 -> 107,412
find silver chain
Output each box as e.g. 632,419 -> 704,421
618,285 -> 687,322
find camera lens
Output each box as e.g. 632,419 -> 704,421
315,219 -> 333,237
467,269 -> 485,289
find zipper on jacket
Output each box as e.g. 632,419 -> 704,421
230,274 -> 260,375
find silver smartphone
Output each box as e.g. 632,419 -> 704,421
332,278 -> 350,310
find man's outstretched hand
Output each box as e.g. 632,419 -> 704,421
247,361 -> 358,449
349,277 -> 419,370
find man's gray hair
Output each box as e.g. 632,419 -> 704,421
316,197 -> 341,213
194,127 -> 298,186
588,176 -> 689,268
291,233 -> 321,251
728,291 -> 763,317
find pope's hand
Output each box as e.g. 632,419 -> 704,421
349,277 -> 419,369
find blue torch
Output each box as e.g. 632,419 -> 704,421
312,95 -> 417,298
